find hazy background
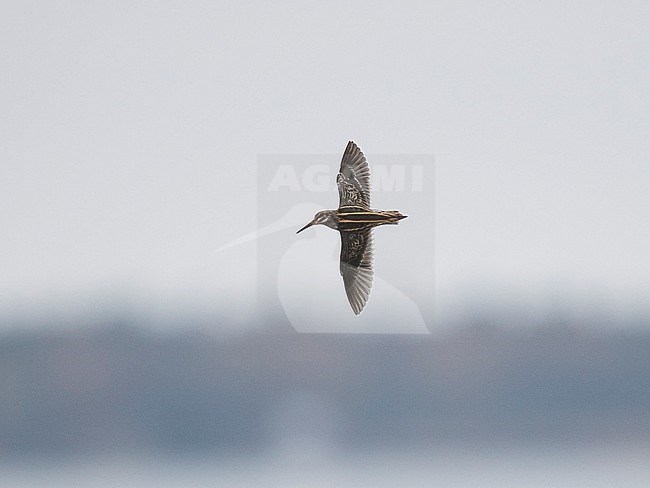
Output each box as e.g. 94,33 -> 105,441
1,1 -> 650,486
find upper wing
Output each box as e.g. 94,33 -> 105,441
339,228 -> 374,315
337,141 -> 371,209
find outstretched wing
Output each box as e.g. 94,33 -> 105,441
339,229 -> 374,315
337,141 -> 371,209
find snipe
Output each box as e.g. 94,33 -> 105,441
297,141 -> 407,314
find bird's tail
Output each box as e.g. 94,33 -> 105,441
384,211 -> 407,223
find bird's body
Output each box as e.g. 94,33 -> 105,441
297,141 -> 407,314
303,207 -> 406,232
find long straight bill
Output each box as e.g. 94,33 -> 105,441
296,221 -> 314,234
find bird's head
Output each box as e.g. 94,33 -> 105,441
296,210 -> 338,233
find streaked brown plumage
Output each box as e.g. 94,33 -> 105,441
296,141 -> 407,314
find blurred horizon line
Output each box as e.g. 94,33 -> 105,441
1,293 -> 649,335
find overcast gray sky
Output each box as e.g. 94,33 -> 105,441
1,1 -> 649,328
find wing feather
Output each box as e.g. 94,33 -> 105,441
337,141 -> 371,209
339,228 -> 373,314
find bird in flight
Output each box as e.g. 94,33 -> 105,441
296,141 -> 407,314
